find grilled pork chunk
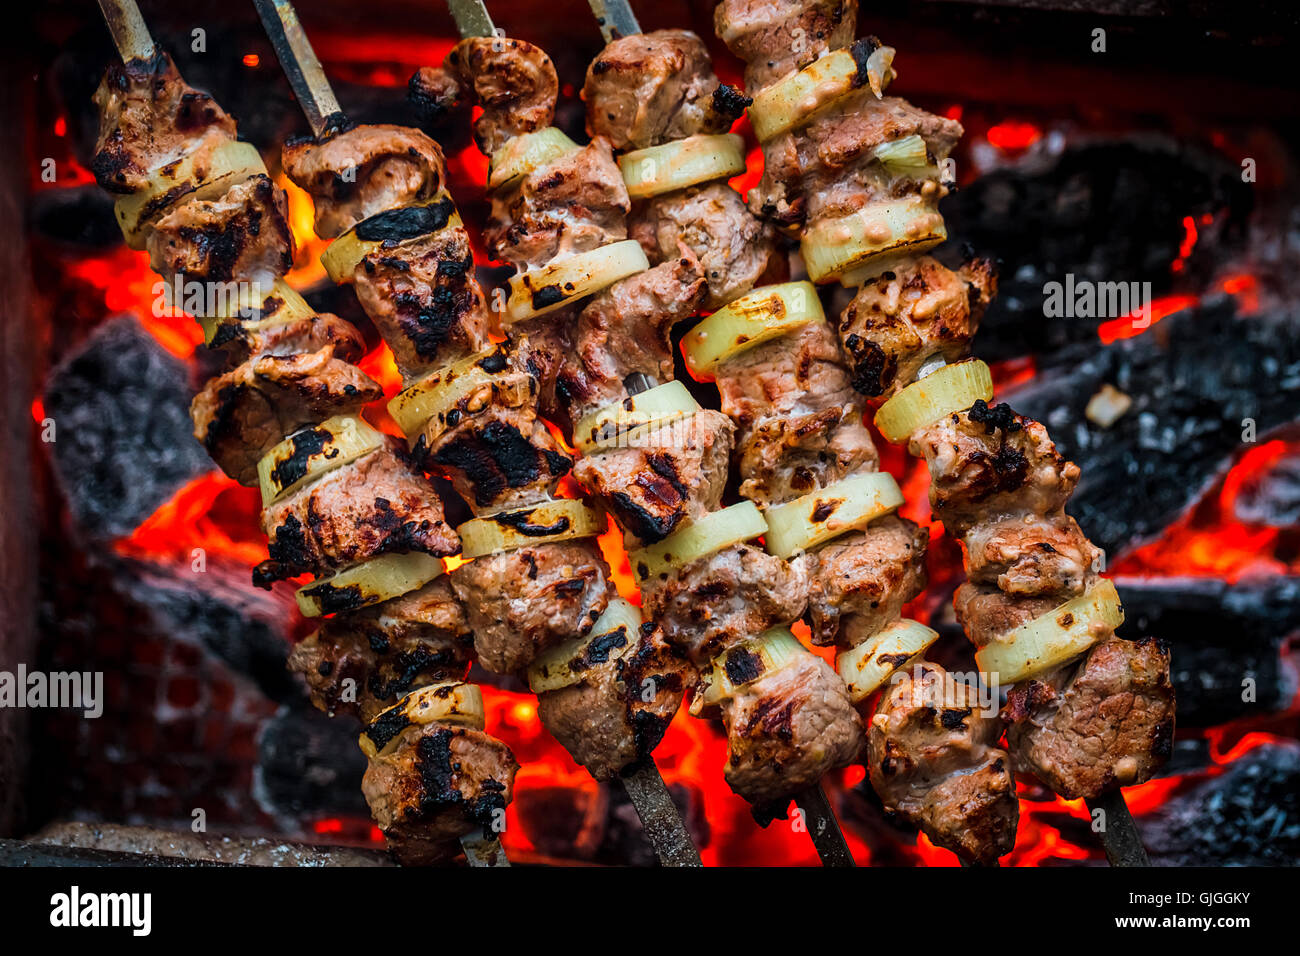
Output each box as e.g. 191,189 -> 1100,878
351,213 -> 495,378
1004,636 -> 1175,799
713,0 -> 859,94
964,513 -> 1101,598
583,30 -> 747,151
450,537 -> 613,674
574,410 -> 735,546
91,50 -> 236,194
715,321 -> 878,506
640,544 -> 808,664
282,125 -> 448,238
484,138 -> 629,271
257,439 -> 460,582
362,723 -> 518,865
289,577 -> 474,722
629,182 -> 783,310
798,514 -> 928,647
147,174 -> 293,292
206,310 -> 367,367
838,257 -> 995,399
190,345 -> 383,486
537,622 -> 691,780
868,660 -> 1018,865
721,647 -> 863,808
410,37 -> 558,155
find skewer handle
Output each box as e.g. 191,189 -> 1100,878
587,0 -> 641,43
251,0 -> 346,140
794,785 -> 855,867
97,0 -> 155,61
460,830 -> 511,867
1087,789 -> 1151,867
446,0 -> 497,39
621,760 -> 703,867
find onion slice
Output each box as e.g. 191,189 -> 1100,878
527,597 -> 643,694
873,359 -> 993,444
836,619 -> 939,703
681,281 -> 824,379
320,192 -> 461,285
504,240 -> 649,324
618,133 -> 747,200
974,579 -> 1124,685
296,552 -> 445,618
195,279 -> 316,346
763,473 -> 904,558
749,42 -> 896,142
256,414 -> 386,506
571,380 -> 700,454
630,501 -> 767,583
115,139 -> 267,249
359,681 -> 486,758
488,127 -> 581,191
458,499 -> 607,559
386,345 -> 529,446
801,197 -> 946,286
690,627 -> 808,716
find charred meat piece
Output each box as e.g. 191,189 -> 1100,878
964,513 -> 1101,598
352,221 -> 494,378
583,30 -> 746,151
411,37 -> 557,156
838,257 -> 995,399
558,251 -> 706,421
206,310 -> 367,367
190,345 -> 383,486
574,409 -> 735,546
798,514 -> 928,647
714,0 -> 858,95
147,174 -> 293,291
91,50 -> 236,194
257,439 -> 460,581
913,405 -> 1080,536
537,622 -> 690,780
288,577 -> 473,722
450,537 -> 612,674
282,124 -> 447,238
362,722 -> 518,864
867,660 -> 1018,865
426,405 -> 572,513
715,322 -> 878,506
629,182 -> 783,310
640,543 -> 808,664
721,648 -> 863,807
1004,636 -> 1175,799
752,93 -> 962,232
484,139 -> 629,271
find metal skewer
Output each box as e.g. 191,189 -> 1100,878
443,0 -> 701,869
251,0 -> 508,867
96,0 -> 155,61
587,0 -> 641,43
1087,789 -> 1150,867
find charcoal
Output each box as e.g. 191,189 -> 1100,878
255,704 -> 368,822
942,135 -> 1251,361
1114,575 -> 1299,727
1234,449 -> 1300,527
112,555 -> 297,700
1142,742 -> 1300,866
1008,301 -> 1300,557
28,185 -> 121,249
43,316 -> 211,540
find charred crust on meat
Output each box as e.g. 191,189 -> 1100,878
629,710 -> 670,762
711,83 -> 752,118
968,400 -> 1022,435
844,335 -> 891,397
610,491 -> 684,543
939,707 -> 971,730
354,196 -> 457,243
490,507 -> 571,537
267,513 -> 313,573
